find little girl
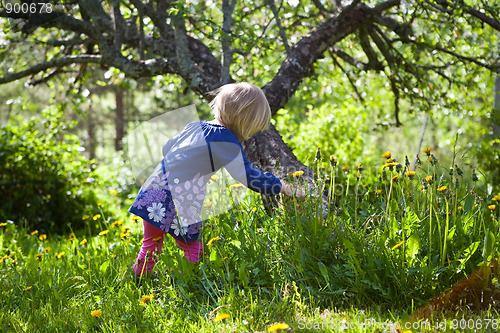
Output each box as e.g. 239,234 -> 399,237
129,82 -> 300,276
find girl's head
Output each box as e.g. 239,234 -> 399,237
210,83 -> 271,140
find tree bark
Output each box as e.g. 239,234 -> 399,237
87,104 -> 96,160
495,76 -> 500,137
243,124 -> 328,217
115,88 -> 125,151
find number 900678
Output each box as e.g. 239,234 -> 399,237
1,1 -> 53,14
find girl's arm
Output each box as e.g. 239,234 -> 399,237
210,141 -> 282,195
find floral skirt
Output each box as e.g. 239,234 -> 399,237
128,186 -> 202,242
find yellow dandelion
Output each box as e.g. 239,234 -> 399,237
31,230 -> 39,235
121,226 -> 131,232
293,170 -> 304,177
43,247 -> 51,252
68,234 -> 76,242
381,151 -> 391,159
437,186 -> 447,192
35,254 -> 43,260
39,234 -> 47,240
111,220 -> 123,228
207,237 -> 220,246
383,162 -> 398,168
375,189 -> 382,195
425,175 -> 433,182
489,205 -> 496,211
203,201 -> 212,208
57,251 -> 65,259
230,183 -> 245,188
405,171 -> 416,178
93,214 -> 101,221
97,203 -> 102,207
392,175 -> 399,182
120,232 -> 130,239
492,195 -> 500,202
131,216 -> 141,223
152,236 -> 162,242
82,215 -> 90,220
457,206 -> 464,212
80,239 -> 87,245
140,294 -> 153,306
0,256 -> 6,263
342,165 -> 349,171
391,240 -> 404,250
423,147 -> 432,155
214,313 -> 230,321
109,189 -> 117,194
211,174 -> 218,181
24,286 -> 32,291
252,207 -> 257,212
91,309 -> 101,318
268,323 -> 290,331
0,222 -> 7,227
99,230 -> 110,236
8,253 -> 14,258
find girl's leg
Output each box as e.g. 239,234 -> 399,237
133,220 -> 166,275
174,238 -> 203,262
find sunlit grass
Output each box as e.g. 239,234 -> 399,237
0,148 -> 499,331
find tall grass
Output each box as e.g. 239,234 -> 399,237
0,148 -> 498,332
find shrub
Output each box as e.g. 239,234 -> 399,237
0,108 -> 109,233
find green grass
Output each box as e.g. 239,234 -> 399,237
1,149 -> 499,332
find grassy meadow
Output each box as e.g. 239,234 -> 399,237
1,147 -> 499,332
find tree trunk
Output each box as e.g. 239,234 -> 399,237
87,104 -> 97,160
243,124 -> 327,217
243,124 -> 311,179
494,75 -> 500,141
115,89 -> 125,151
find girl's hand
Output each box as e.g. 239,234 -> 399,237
281,182 -> 305,197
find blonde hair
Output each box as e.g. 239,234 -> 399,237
209,83 -> 271,140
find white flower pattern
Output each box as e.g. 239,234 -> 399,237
147,202 -> 166,222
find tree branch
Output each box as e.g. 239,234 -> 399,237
373,0 -> 401,13
112,0 -> 125,51
411,39 -> 500,74
328,49 -> 365,102
0,55 -> 102,84
171,12 -> 195,80
263,0 -> 401,113
461,3 -> 500,32
221,0 -> 237,84
77,0 -> 113,33
329,46 -> 371,70
372,14 -> 413,42
359,26 -> 384,70
267,0 -> 291,54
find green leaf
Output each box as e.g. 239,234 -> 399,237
317,262 -> 330,287
209,249 -> 218,262
238,262 -> 249,287
459,241 -> 479,270
482,230 -> 495,261
100,260 -> 110,275
405,233 -> 421,261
